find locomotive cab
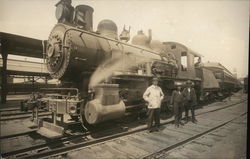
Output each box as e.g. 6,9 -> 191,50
162,42 -> 202,81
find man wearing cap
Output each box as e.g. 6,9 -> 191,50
182,80 -> 198,123
143,77 -> 164,132
170,85 -> 184,127
194,57 -> 202,67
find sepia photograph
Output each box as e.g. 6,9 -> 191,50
0,0 -> 249,158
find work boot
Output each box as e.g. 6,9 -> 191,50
184,117 -> 188,124
147,129 -> 153,133
179,121 -> 184,126
192,118 -> 198,124
155,125 -> 160,131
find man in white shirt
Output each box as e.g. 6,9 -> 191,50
143,77 -> 164,132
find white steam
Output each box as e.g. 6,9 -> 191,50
88,51 -> 151,89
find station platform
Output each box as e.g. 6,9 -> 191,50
6,94 -> 30,101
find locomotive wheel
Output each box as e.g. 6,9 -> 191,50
79,102 -> 95,130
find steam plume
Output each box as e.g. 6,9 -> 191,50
89,51 -> 151,89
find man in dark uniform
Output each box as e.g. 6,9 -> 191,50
182,80 -> 198,123
194,57 -> 202,67
170,85 -> 184,127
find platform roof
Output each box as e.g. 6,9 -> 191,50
0,32 -> 46,58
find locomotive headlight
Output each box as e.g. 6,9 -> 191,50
55,4 -> 64,20
55,2 -> 72,22
69,106 -> 76,114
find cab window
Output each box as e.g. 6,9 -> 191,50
181,52 -> 187,71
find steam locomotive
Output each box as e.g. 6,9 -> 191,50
30,0 -> 241,135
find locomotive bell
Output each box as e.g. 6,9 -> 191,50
119,25 -> 130,42
97,19 -> 118,39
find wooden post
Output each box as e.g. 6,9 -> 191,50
35,106 -> 38,124
61,114 -> 64,122
32,76 -> 35,92
53,112 -> 57,124
1,40 -> 8,104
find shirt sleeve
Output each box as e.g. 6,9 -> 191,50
182,89 -> 187,102
192,88 -> 197,104
160,88 -> 164,101
170,91 -> 175,105
143,87 -> 150,102
182,88 -> 186,97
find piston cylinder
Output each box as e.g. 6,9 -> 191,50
84,99 -> 125,124
84,84 -> 125,124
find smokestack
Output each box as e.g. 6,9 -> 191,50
75,5 -> 94,31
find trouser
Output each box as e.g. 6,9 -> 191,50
184,101 -> 196,121
174,102 -> 183,125
147,108 -> 160,129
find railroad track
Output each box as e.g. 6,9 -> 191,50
0,108 -> 21,112
1,97 -> 247,159
0,110 -> 51,121
0,109 -> 47,116
142,112 -> 247,159
0,129 -> 37,140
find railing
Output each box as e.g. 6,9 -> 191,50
39,88 -> 79,98
0,58 -> 47,73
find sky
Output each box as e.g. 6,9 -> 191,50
0,0 -> 249,78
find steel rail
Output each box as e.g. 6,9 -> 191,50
0,110 -> 47,116
0,112 -> 51,121
0,108 -> 20,112
0,130 -> 37,140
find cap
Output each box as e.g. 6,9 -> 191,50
186,80 -> 192,85
152,77 -> 159,81
176,83 -> 182,86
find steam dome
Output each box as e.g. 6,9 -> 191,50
97,19 -> 118,39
